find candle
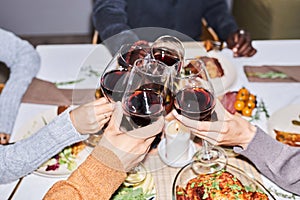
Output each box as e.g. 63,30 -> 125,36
164,120 -> 191,163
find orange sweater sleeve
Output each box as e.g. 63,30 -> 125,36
43,146 -> 127,200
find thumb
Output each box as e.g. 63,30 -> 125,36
172,109 -> 226,133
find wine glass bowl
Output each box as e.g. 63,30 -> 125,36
172,58 -> 227,174
122,58 -> 171,129
151,35 -> 185,72
100,43 -> 150,102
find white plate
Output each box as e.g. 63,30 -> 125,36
207,51 -> 237,96
184,42 -> 237,96
14,107 -> 90,178
267,104 -> 300,140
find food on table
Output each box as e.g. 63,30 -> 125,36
274,129 -> 300,147
176,170 -> 269,200
111,170 -> 155,200
57,105 -> 70,115
219,91 -> 237,114
0,83 -> 4,94
234,87 -> 257,117
42,141 -> 86,171
184,56 -> 224,79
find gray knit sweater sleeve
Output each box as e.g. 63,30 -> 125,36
0,28 -> 40,135
234,127 -> 300,195
0,109 -> 88,184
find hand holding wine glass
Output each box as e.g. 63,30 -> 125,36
172,58 -> 227,174
120,58 -> 171,184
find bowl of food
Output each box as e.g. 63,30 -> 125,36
172,161 -> 275,199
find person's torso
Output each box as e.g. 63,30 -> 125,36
126,0 -> 207,40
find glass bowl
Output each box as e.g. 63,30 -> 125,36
172,161 -> 275,199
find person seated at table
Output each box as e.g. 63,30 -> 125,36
92,0 -> 257,57
0,28 -> 40,145
43,101 -> 164,200
0,97 -> 114,184
172,100 -> 300,195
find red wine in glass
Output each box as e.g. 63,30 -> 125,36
139,83 -> 174,114
174,87 -> 215,121
123,88 -> 164,127
100,69 -> 130,102
152,48 -> 181,71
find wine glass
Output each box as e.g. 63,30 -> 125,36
121,58 -> 171,184
100,43 -> 150,102
85,43 -> 150,147
172,58 -> 227,174
151,35 -> 185,72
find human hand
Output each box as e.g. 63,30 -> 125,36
99,102 -> 164,171
125,40 -> 150,66
70,97 -> 114,134
172,100 -> 256,150
226,29 -> 257,57
0,133 -> 10,144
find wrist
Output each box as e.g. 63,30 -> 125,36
240,123 -> 257,150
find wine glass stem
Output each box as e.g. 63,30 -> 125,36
202,139 -> 213,160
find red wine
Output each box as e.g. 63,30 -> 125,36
139,83 -> 174,114
123,89 -> 163,127
174,87 -> 215,121
152,48 -> 181,70
100,69 -> 130,102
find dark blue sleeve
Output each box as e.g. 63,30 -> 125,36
92,0 -> 139,54
202,0 -> 238,41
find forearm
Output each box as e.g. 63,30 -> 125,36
203,0 -> 238,41
0,110 -> 87,184
0,29 -> 40,134
44,146 -> 126,200
235,127 -> 300,195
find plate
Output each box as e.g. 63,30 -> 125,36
173,162 -> 275,199
111,169 -> 156,200
207,51 -> 237,96
14,107 -> 90,178
184,42 -> 237,96
267,104 -> 300,144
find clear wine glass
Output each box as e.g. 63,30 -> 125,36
100,43 -> 150,102
172,58 -> 227,174
151,35 -> 185,72
85,43 -> 150,147
121,58 -> 172,184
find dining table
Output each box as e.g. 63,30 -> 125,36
1,40 -> 300,200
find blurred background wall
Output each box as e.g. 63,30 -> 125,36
232,0 -> 300,40
0,0 -> 93,41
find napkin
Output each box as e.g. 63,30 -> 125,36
22,78 -> 96,105
244,65 -> 300,82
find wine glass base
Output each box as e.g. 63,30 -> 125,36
124,164 -> 147,186
192,146 -> 227,174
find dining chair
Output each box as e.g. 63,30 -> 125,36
200,18 -> 220,42
92,30 -> 99,44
